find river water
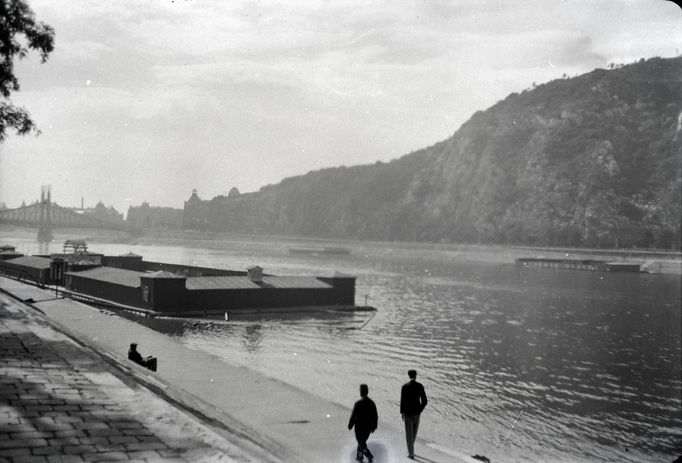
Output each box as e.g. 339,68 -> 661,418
5,233 -> 682,462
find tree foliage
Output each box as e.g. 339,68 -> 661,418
0,0 -> 54,142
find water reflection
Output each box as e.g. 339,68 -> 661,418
242,324 -> 263,353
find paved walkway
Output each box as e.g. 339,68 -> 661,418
0,277 -> 473,463
0,288 -> 275,463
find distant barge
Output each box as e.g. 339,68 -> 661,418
289,246 -> 351,256
0,244 -> 370,317
515,257 -> 648,273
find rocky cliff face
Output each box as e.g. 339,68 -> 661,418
205,56 -> 682,249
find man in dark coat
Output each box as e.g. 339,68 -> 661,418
348,384 -> 378,462
127,343 -> 157,372
400,369 -> 427,459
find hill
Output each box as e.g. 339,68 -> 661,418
189,56 -> 682,249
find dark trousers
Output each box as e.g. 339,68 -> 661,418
404,414 -> 420,457
354,427 -> 373,460
140,356 -> 157,372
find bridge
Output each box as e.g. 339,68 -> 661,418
0,186 -> 127,242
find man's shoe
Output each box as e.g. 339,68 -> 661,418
408,455 -> 415,460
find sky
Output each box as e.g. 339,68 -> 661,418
0,0 -> 680,214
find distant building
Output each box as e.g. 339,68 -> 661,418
87,201 -> 124,224
180,187 -> 261,233
65,201 -> 125,226
127,202 -> 183,230
183,189 -> 209,231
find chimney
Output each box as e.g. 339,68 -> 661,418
247,266 -> 263,282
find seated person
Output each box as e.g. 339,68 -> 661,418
127,342 -> 157,372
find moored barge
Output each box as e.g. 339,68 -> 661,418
0,245 -> 370,317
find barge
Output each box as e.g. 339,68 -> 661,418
0,245 -> 371,317
515,257 -> 646,273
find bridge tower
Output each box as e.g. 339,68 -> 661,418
37,185 -> 53,243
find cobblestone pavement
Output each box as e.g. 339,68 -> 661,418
0,293 -> 266,463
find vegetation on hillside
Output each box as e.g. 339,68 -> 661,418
189,57 -> 682,249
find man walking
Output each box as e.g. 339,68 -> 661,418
348,384 -> 378,462
400,369 -> 427,459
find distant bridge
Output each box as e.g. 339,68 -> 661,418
0,186 -> 127,242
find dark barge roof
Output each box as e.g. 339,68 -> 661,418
183,275 -> 335,290
260,276 -> 332,289
184,276 -> 333,290
185,276 -> 260,290
67,267 -> 334,291
66,267 -> 145,288
6,256 -> 52,269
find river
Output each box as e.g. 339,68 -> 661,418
4,232 -> 681,462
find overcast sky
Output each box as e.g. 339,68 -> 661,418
0,0 -> 680,213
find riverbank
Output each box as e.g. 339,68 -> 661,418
0,286 -> 272,462
0,277 -> 472,463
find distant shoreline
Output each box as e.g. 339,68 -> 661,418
510,244 -> 681,260
1,225 -> 680,274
